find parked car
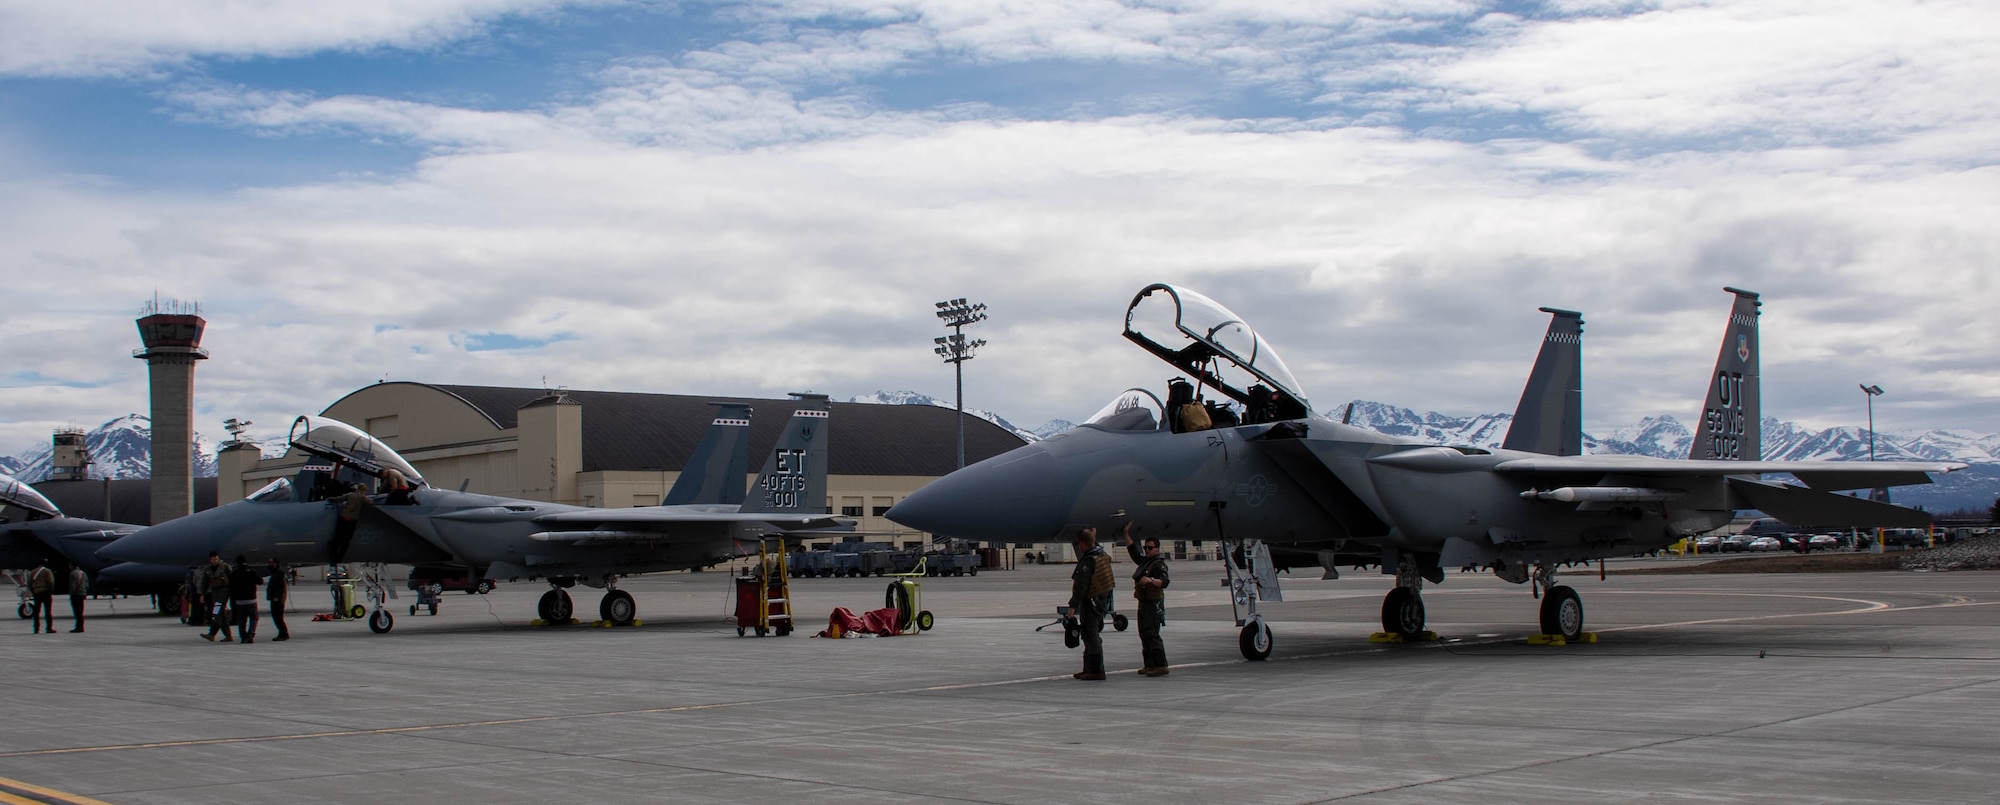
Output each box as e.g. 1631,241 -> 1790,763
1693,535 -> 1723,553
1809,534 -> 1841,551
1748,536 -> 1782,551
1722,535 -> 1759,552
408,566 -> 497,594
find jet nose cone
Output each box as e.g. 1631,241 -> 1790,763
888,446 -> 1067,542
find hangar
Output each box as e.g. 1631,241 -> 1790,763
212,382 -> 1028,547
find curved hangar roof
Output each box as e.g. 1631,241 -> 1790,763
322,382 -> 1029,476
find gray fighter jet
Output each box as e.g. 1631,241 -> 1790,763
102,394 -> 840,633
886,284 -> 1965,659
2,472 -> 187,615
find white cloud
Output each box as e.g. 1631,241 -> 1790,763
3,0 -> 1998,457
0,0 -> 592,78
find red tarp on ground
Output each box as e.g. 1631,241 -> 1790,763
816,606 -> 904,637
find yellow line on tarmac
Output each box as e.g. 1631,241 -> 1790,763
0,775 -> 116,805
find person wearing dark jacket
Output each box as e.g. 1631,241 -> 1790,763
67,563 -> 90,633
1068,527 -> 1115,681
26,559 -> 55,634
1119,522 -> 1171,676
265,558 -> 290,641
228,556 -> 262,644
330,483 -> 368,563
199,552 -> 233,642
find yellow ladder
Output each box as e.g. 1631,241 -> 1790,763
757,538 -> 794,636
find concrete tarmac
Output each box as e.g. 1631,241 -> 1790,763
3,561 -> 1998,804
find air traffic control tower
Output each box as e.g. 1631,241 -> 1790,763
134,300 -> 208,525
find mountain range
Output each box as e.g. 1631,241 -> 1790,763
0,414 -> 219,482
6,399 -> 1995,514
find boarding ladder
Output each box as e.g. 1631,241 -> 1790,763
753,538 -> 794,636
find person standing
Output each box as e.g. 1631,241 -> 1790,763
67,563 -> 90,633
1068,527 -> 1115,681
26,558 -> 55,634
200,552 -> 234,642
330,483 -> 367,563
228,555 -> 262,644
266,558 -> 290,642
1119,523 -> 1171,676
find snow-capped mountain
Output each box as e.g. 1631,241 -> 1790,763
2,415 -> 219,481
1032,419 -> 1076,440
846,391 -> 1043,443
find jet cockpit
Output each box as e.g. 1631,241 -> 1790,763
1123,283 -> 1313,430
256,415 -> 428,504
0,472 -> 63,521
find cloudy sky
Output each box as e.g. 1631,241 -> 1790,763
2,0 -> 1996,456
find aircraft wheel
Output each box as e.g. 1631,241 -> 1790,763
17,602 -> 34,619
1381,587 -> 1426,638
1112,613 -> 1129,632
368,609 -> 393,634
600,590 -> 637,627
1540,585 -> 1584,641
916,611 -> 934,631
1239,621 -> 1274,661
538,589 -> 574,624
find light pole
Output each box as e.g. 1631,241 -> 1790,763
935,298 -> 988,470
1859,383 -> 1884,461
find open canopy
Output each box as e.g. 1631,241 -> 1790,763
0,472 -> 61,518
1122,283 -> 1311,420
288,415 -> 425,486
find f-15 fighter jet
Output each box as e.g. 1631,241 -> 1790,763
887,285 -> 1963,659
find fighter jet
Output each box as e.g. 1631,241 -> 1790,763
102,394 -> 840,633
1,472 -> 187,615
886,284 -> 1965,659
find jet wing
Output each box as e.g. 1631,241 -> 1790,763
1488,455 -> 1966,491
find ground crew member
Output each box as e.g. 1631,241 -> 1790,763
67,562 -> 90,633
330,483 -> 367,562
229,555 -> 262,643
200,552 -> 234,642
26,558 -> 55,634
266,558 -> 290,641
1119,522 -> 1170,676
1069,526 -> 1115,680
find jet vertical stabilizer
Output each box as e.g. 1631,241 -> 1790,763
662,403 -> 753,506
1502,307 -> 1584,456
1691,287 -> 1760,460
741,393 -> 830,516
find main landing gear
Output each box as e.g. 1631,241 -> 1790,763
536,577 -> 639,627
1375,553 -> 1437,643
598,580 -> 637,627
536,580 -> 576,625
1532,564 -> 1585,643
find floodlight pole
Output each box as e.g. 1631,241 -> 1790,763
935,298 -> 988,470
1859,383 -> 1884,461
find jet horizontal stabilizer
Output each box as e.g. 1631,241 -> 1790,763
1727,477 -> 1932,528
1788,469 -> 1938,492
